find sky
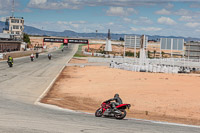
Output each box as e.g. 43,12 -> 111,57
1,0 -> 200,38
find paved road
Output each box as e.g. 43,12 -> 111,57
0,45 -> 199,133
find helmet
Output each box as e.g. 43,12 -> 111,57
114,93 -> 119,97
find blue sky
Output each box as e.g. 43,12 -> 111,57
1,0 -> 200,38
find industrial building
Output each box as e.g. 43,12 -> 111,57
185,42 -> 200,59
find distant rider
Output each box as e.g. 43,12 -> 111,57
105,94 -> 123,112
48,53 -> 52,60
36,52 -> 39,58
30,53 -> 34,61
7,56 -> 13,64
30,53 -> 34,58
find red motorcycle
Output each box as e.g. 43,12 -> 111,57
95,101 -> 131,119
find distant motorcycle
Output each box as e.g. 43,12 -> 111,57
48,54 -> 52,60
7,61 -> 13,67
95,101 -> 131,119
36,53 -> 39,58
30,56 -> 34,61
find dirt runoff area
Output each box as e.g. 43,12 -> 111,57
41,58 -> 200,125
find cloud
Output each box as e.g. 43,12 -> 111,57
26,21 -> 79,32
23,8 -> 32,13
155,9 -> 171,15
0,10 -> 9,15
141,27 -> 162,31
0,0 -> 12,15
131,27 -> 138,31
185,22 -> 200,28
174,9 -> 192,16
123,18 -> 132,22
157,16 -> 177,25
132,17 -> 153,25
15,8 -> 32,13
190,3 -> 200,8
57,20 -> 88,28
123,17 -> 152,25
106,7 -> 137,16
0,16 -> 6,22
26,20 -> 122,33
165,3 -> 174,9
195,29 -> 200,32
27,0 -> 200,10
29,0 -> 47,5
131,27 -> 162,32
179,16 -> 193,21
28,0 -> 79,10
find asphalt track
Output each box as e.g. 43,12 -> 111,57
0,44 -> 199,133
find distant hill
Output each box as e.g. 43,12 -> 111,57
0,21 -> 200,42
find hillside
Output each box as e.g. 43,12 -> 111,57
0,21 -> 200,41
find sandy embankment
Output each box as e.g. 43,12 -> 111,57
41,58 -> 200,125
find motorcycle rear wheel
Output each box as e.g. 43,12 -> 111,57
114,109 -> 126,120
8,62 -> 12,67
95,108 -> 103,117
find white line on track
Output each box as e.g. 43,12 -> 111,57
34,46 -> 78,104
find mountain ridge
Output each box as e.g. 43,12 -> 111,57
0,21 -> 199,42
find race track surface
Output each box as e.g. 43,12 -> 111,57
0,45 -> 199,133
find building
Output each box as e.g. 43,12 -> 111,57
3,17 -> 24,41
0,33 -> 11,40
124,35 -> 148,58
185,42 -> 200,59
124,35 -> 147,48
0,40 -> 21,52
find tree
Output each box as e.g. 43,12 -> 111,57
147,50 -> 151,58
161,51 -> 165,58
119,37 -> 124,41
125,51 -> 134,57
136,51 -> 140,58
153,50 -> 156,58
23,33 -> 30,44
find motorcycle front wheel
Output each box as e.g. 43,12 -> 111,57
114,109 -> 126,120
95,108 -> 103,117
8,63 -> 12,67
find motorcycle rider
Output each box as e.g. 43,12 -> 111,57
48,53 -> 52,60
30,53 -> 34,61
7,56 -> 13,62
36,52 -> 39,58
105,94 -> 123,113
7,56 -> 13,66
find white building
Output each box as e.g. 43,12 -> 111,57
3,17 -> 24,41
124,35 -> 148,58
185,42 -> 200,59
